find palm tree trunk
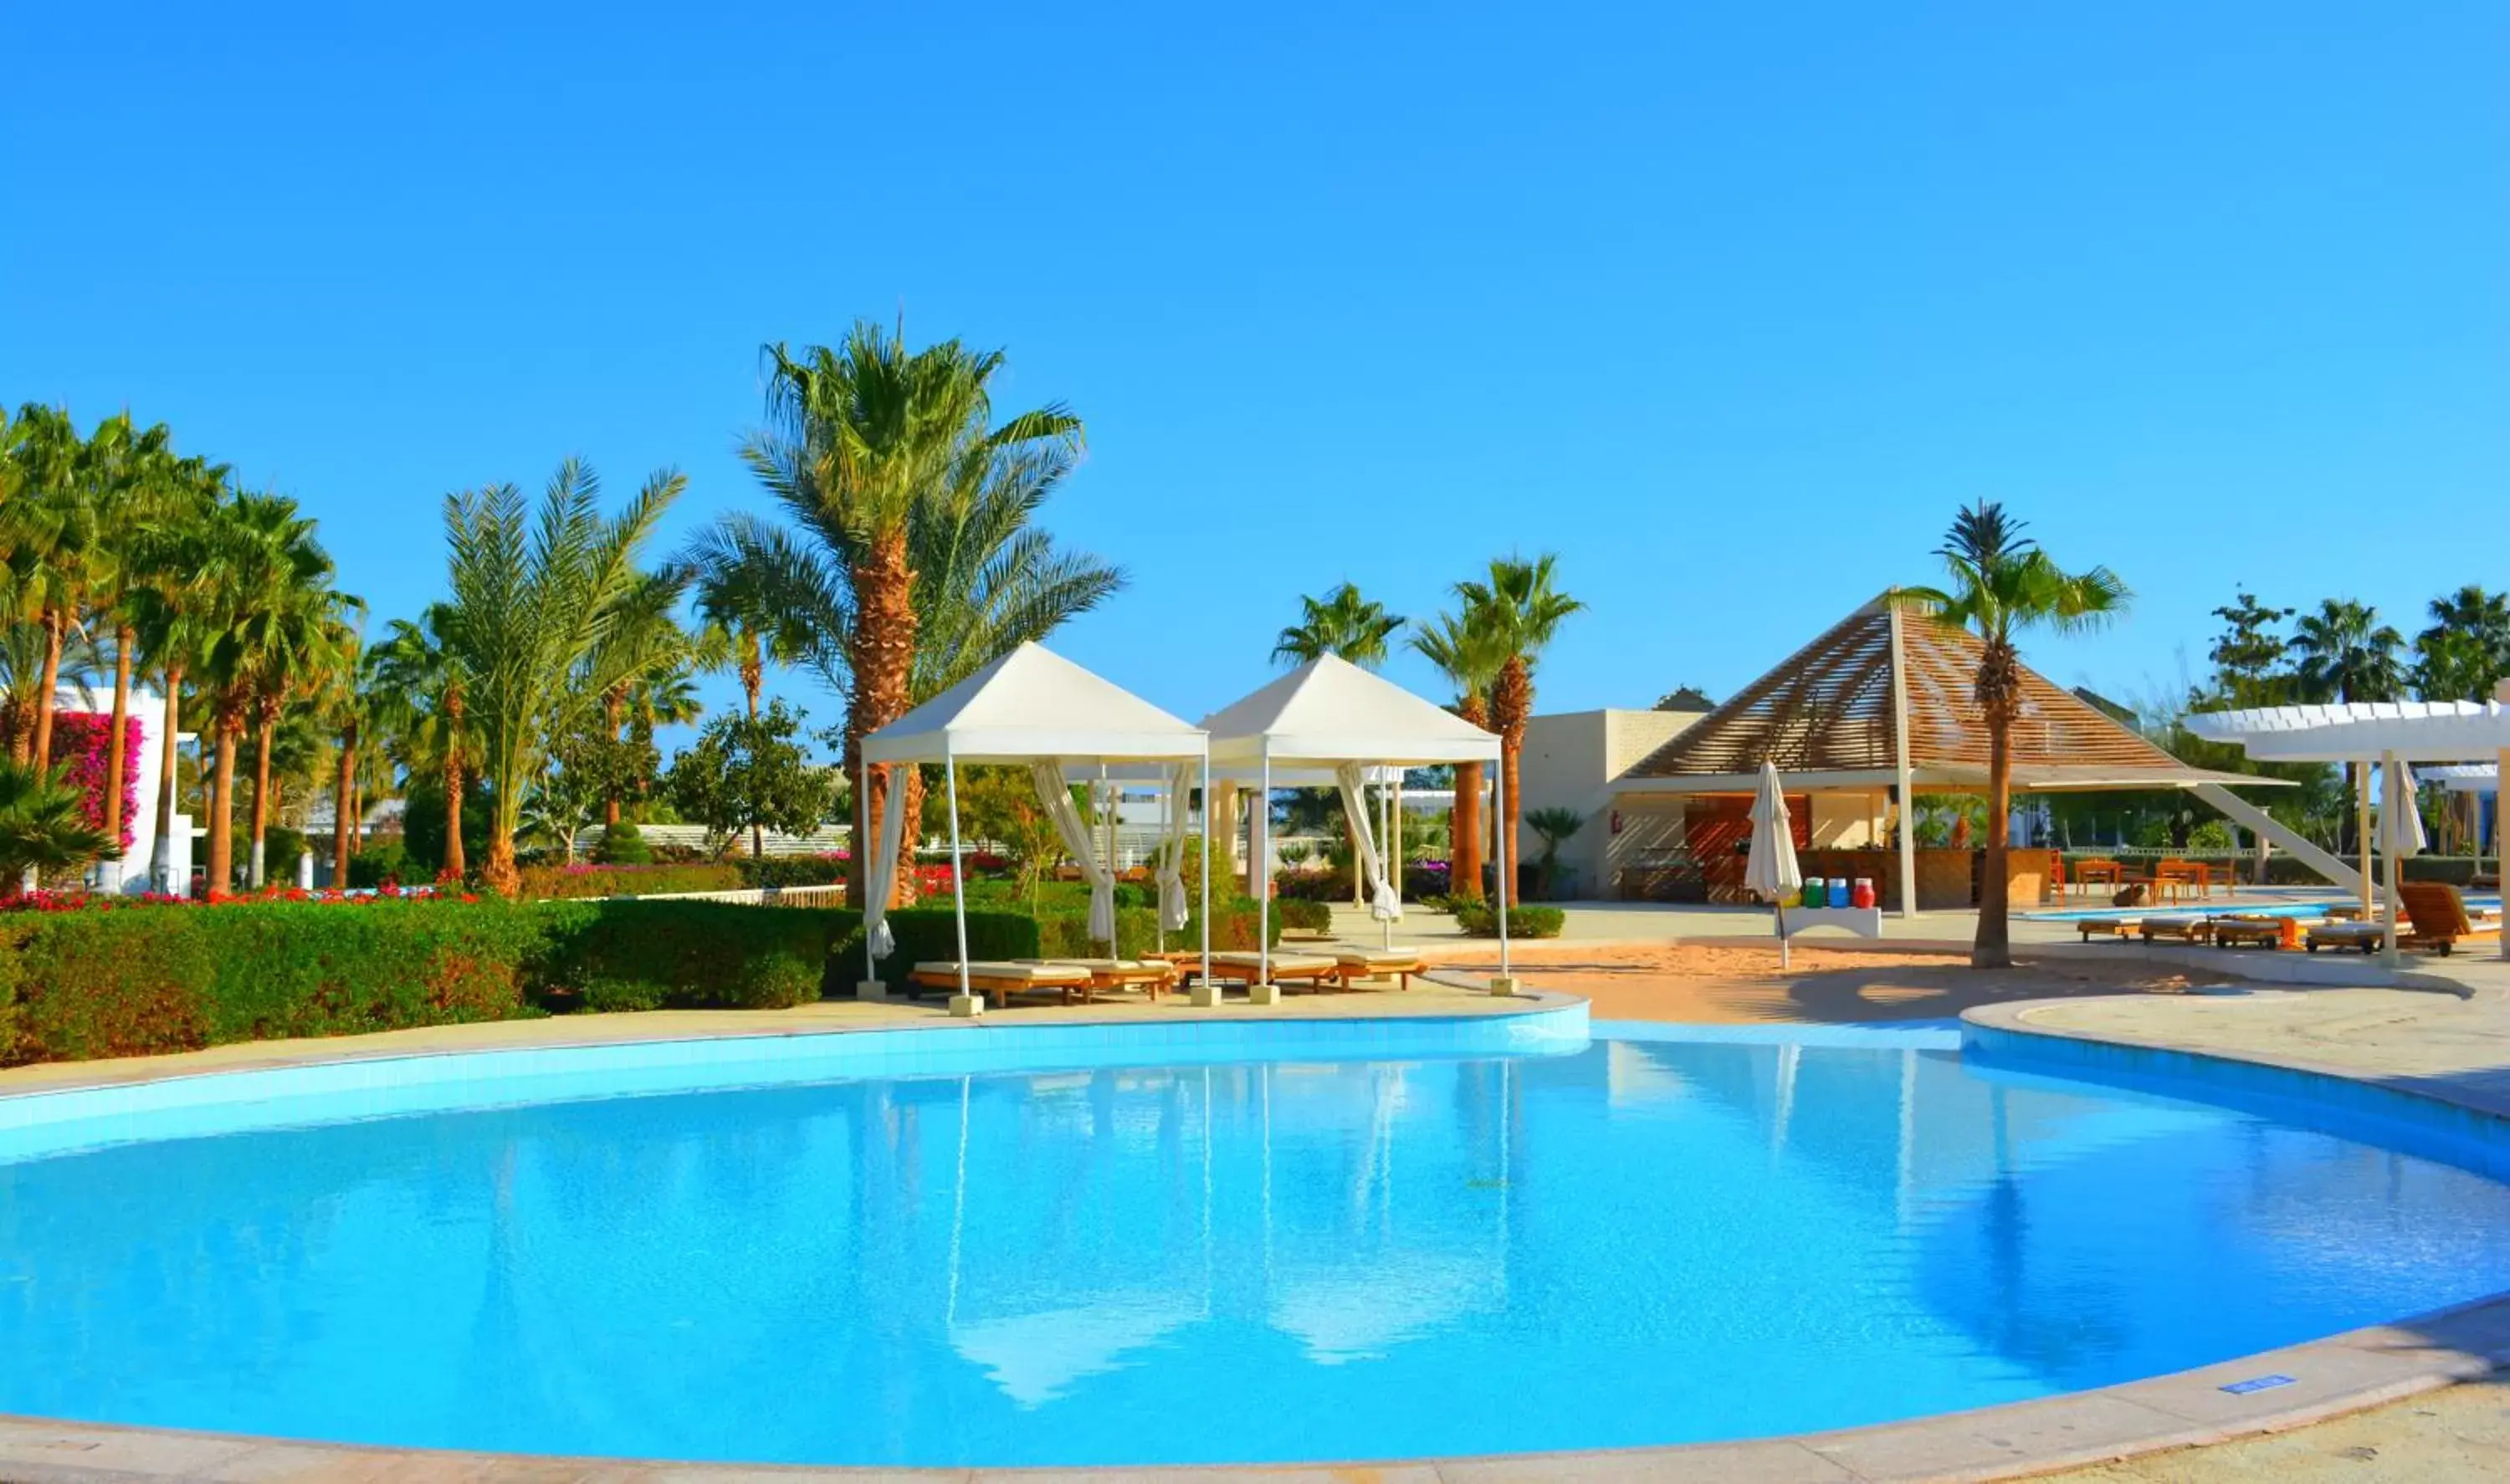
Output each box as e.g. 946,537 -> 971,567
151,668 -> 183,892
31,612 -> 65,769
1491,658 -> 1532,908
104,626 -> 135,865
1452,697 -> 1487,903
443,749 -> 468,881
209,721 -> 238,897
745,661 -> 766,859
602,688 -> 625,828
847,530 -> 917,909
333,720 -> 358,888
249,716 -> 274,888
1974,638 -> 2020,970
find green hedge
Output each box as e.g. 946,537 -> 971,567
1275,898 -> 1333,933
516,862 -> 750,900
830,908 -> 1039,997
1452,903 -> 1566,939
736,857 -> 851,890
0,898 -> 852,1067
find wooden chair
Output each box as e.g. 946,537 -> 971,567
2396,882 -> 2504,955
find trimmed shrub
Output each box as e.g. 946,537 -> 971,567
516,862 -> 748,901
592,821 -> 653,864
1276,898 -> 1333,933
536,901 -> 849,1011
1274,867 -> 1353,903
838,907 -> 1040,996
1452,902 -> 1567,939
0,900 -> 548,1064
735,855 -> 850,890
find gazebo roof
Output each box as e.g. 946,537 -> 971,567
863,642 -> 1206,765
2183,700 -> 2510,763
1621,593 -> 2254,794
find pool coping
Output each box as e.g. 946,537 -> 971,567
0,995 -> 2504,1482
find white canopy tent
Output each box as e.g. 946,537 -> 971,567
2185,698 -> 2510,964
860,643 -> 1211,1009
1203,655 -> 1510,990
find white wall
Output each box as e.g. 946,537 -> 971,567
57,688 -> 184,894
1518,708 -> 1705,898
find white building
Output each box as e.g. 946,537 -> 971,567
55,687 -> 192,895
1514,707 -> 1710,899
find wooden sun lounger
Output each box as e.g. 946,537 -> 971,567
2208,917 -> 2290,950
2077,918 -> 2137,943
1047,958 -> 1183,1000
1206,951 -> 1341,992
2305,921 -> 2387,954
2137,917 -> 2214,944
909,960 -> 1095,1007
2397,882 -> 2504,955
1332,949 -> 1426,990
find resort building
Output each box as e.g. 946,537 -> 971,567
1514,705 -> 1710,899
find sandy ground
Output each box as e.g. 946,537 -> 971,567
1444,941 -> 2226,1023
2037,1377 -> 2510,1482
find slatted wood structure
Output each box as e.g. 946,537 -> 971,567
1624,592 -> 2214,791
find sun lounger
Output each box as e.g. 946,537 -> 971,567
1206,951 -> 1341,992
2137,917 -> 2214,944
2209,917 -> 2289,950
1331,949 -> 1426,990
2304,921 -> 2387,954
2077,919 -> 2136,943
1048,958 -> 1182,999
2396,882 -> 2503,954
909,960 -> 1094,1007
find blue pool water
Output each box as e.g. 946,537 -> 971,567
5,1024 -> 2510,1466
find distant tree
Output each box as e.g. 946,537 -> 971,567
2412,627 -> 2501,704
2205,591 -> 2294,705
1653,686 -> 1716,712
2290,599 -> 2405,704
955,765 -> 1064,908
663,700 -> 834,858
1456,555 -> 1585,907
1273,582 -> 1406,668
1524,806 -> 1586,899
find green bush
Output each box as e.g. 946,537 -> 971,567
837,908 -> 1040,996
535,901 -> 848,1011
348,839 -> 414,888
592,821 -> 653,864
735,856 -> 850,890
1276,898 -> 1333,933
515,862 -> 748,900
1451,902 -> 1566,939
0,900 -> 549,1064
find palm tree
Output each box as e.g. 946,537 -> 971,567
740,321 -> 1086,907
1524,806 -> 1586,899
0,621 -> 105,765
1455,555 -> 1584,907
1903,503 -> 2128,969
123,458 -> 233,890
207,491 -> 354,888
312,626 -> 371,886
0,756 -> 117,898
2291,599 -> 2406,704
1,403 -> 107,769
80,414 -> 177,868
1411,611 -> 1504,903
369,606 -> 471,880
1273,583 -> 1405,668
439,460 -> 680,894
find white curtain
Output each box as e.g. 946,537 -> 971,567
1335,763 -> 1401,921
1033,761 -> 1116,949
1156,763 -> 1191,932
863,763 -> 912,959
2384,760 -> 2430,857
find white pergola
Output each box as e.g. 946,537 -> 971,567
1203,655 -> 1514,991
2184,696 -> 2510,964
861,643 -> 1211,1011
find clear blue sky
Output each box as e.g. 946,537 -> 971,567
8,2 -> 2504,734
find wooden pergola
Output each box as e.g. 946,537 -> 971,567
1617,592 -> 2263,913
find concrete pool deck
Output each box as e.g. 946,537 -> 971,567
3,948 -> 2507,1481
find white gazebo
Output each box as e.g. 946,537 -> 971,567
2184,692 -> 2510,964
860,643 -> 1211,1014
1202,655 -> 1514,992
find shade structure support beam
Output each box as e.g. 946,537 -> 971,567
2190,783 -> 2364,898
945,751 -> 977,1017
2380,749 -> 2401,969
1888,601 -> 1918,919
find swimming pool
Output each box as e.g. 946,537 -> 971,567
4,1013 -> 2509,1467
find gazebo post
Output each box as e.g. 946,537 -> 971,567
2497,678 -> 2509,963
1248,747 -> 1278,1006
1888,601 -> 1919,919
858,758 -> 884,1001
944,749 -> 979,1018
2379,749 -> 2401,969
1199,750 -> 1214,991
2355,759 -> 2374,921
1491,749 -> 1515,995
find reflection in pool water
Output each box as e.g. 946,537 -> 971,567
4,1033 -> 2509,1466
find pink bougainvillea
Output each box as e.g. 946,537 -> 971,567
51,712 -> 146,851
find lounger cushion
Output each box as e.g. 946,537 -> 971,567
1334,950 -> 1424,970
911,961 -> 1091,985
1208,951 -> 1339,975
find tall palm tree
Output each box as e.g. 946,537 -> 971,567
123,458 -> 233,890
0,756 -> 118,898
1455,555 -> 1584,907
1,403 -> 106,769
439,460 -> 680,894
1903,503 -> 2128,969
209,491 -> 354,888
2291,599 -> 2406,704
369,605 -> 471,880
740,321 -> 1086,907
1273,583 -> 1405,668
79,414 -> 175,868
1411,612 -> 1505,903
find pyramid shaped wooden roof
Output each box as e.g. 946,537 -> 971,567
1622,593 -> 2231,792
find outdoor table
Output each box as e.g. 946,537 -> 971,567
2074,859 -> 2123,898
